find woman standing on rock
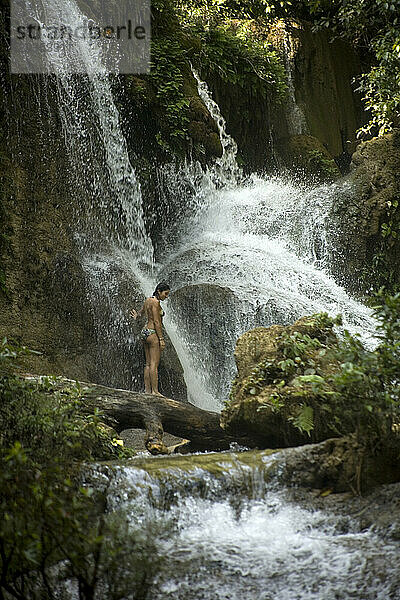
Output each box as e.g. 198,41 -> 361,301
130,282 -> 171,397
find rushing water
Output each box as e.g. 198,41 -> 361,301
86,451 -> 400,600
21,0 -> 153,267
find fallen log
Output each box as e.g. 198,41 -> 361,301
27,376 -> 255,454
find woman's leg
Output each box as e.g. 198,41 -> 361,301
148,334 -> 163,396
143,340 -> 152,394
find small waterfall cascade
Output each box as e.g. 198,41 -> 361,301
280,25 -> 309,137
192,68 -> 242,186
83,452 -> 400,600
20,0 -> 155,388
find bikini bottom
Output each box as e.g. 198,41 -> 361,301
141,328 -> 156,341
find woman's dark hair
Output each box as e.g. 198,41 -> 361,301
153,282 -> 170,298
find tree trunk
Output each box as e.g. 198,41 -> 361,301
28,376 -> 255,454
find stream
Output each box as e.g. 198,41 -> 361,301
85,451 -> 400,600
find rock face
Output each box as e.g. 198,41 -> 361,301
166,282 -> 286,402
287,23 -> 365,164
277,436 -> 400,494
280,436 -> 400,494
169,283 -> 244,401
328,130 -> 400,292
277,134 -> 341,182
221,315 -> 341,447
205,20 -> 366,174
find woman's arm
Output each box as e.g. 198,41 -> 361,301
130,302 -> 145,321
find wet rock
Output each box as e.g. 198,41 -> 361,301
276,134 -> 340,182
120,428 -> 189,454
278,436 -> 400,494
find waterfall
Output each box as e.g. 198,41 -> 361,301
281,26 -> 308,137
192,68 -> 242,186
22,0 -> 376,409
20,0 -> 155,388
157,77 -> 375,410
23,0 -> 153,266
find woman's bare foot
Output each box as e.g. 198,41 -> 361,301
152,391 -> 166,397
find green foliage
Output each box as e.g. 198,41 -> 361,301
366,195 -> 400,293
149,37 -> 191,149
236,313 -> 341,410
0,338 -> 135,462
0,340 -> 163,599
246,294 -> 400,444
0,444 -> 164,600
328,290 -> 400,440
306,149 -> 339,180
176,2 -> 287,101
289,404 -> 314,436
175,0 -> 297,22
308,0 -> 400,137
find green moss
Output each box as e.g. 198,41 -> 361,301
368,196 -> 400,293
127,448 -> 279,477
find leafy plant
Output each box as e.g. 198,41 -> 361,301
233,295 -> 400,447
289,404 -> 314,436
149,37 -> 191,149
0,340 -> 164,599
176,2 -> 288,101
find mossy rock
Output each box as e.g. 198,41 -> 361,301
222,315 -> 342,447
277,134 -> 340,182
328,130 -> 400,292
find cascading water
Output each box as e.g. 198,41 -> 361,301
21,0 -> 377,407
83,453 -> 400,600
192,69 -> 242,186
157,76 -> 375,410
14,4 -> 400,599
280,25 -> 308,137
20,0 -> 156,388
28,0 -> 153,264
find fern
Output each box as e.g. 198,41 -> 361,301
290,405 -> 314,436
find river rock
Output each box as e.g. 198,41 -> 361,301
221,315 -> 341,447
278,435 -> 400,494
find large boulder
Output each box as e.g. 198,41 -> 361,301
221,314 -> 342,447
169,283 -> 245,402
